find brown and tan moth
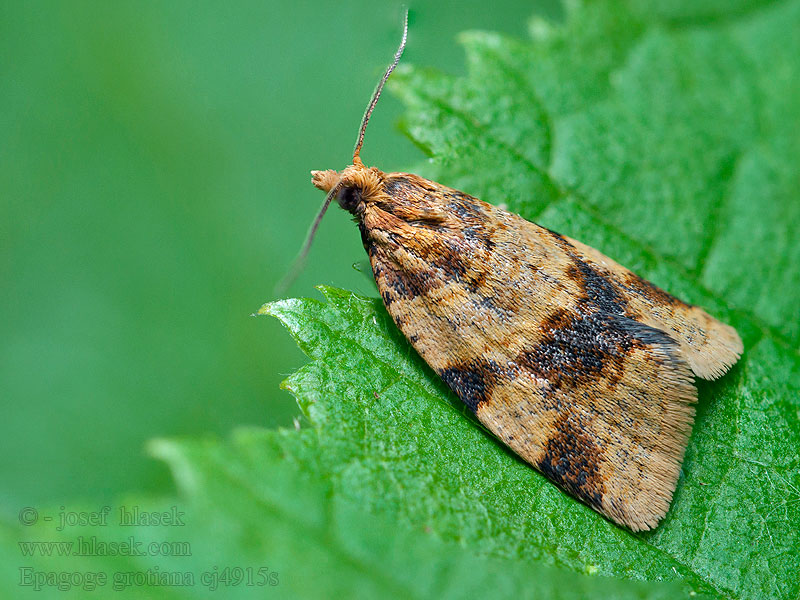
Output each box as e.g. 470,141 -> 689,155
295,12 -> 743,531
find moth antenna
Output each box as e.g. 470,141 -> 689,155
274,179 -> 343,295
352,7 -> 408,163
277,9 -> 407,295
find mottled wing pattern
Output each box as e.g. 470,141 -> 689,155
560,235 -> 743,380
360,172 -> 742,530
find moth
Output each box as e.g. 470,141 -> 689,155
295,12 -> 743,531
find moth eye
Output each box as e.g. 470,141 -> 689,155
336,186 -> 362,212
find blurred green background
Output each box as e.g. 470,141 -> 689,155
1,1 -> 560,515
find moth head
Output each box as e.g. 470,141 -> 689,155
310,163 -> 384,216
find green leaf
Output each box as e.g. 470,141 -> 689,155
1,427 -> 684,600
264,0 -> 800,598
392,0 -> 800,345
6,1 -> 797,598
259,278 -> 799,599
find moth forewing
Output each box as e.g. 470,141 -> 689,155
305,13 -> 743,530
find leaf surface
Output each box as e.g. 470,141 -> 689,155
267,1 -> 800,597
6,1 -> 798,598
